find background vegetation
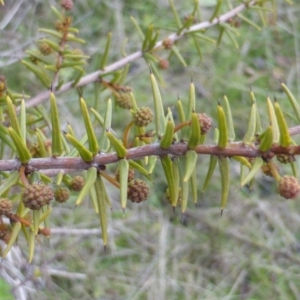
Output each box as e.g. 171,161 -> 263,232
1,0 -> 300,299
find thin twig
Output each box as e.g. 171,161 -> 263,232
44,269 -> 87,280
1,124 -> 300,173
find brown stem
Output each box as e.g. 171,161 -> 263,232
122,120 -> 134,149
7,213 -> 31,227
100,171 -> 120,189
0,141 -> 297,173
19,165 -> 29,187
174,120 -> 190,133
6,213 -> 50,236
0,125 -> 300,174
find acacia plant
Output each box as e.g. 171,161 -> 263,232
0,0 -> 298,261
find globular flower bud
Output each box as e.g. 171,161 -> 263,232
54,187 -> 70,203
158,59 -> 169,70
128,179 -> 149,203
278,175 -> 300,199
61,0 -> 73,10
115,93 -> 132,109
39,42 -> 52,56
197,113 -> 212,135
29,55 -> 39,65
0,198 -> 12,216
162,38 -> 173,49
277,154 -> 296,164
55,20 -> 64,32
23,183 -> 54,210
133,107 -> 153,127
70,176 -> 85,191
39,227 -> 51,237
115,167 -> 135,183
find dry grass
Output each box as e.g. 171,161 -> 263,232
3,189 -> 300,299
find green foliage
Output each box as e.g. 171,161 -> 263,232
0,279 -> 13,300
1,0 -> 300,298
